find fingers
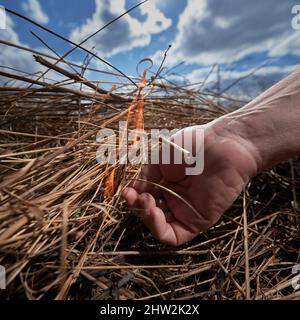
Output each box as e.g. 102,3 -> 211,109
139,201 -> 178,245
161,126 -> 204,182
123,188 -> 197,245
137,193 -> 195,246
137,192 -> 156,215
122,189 -> 175,244
122,187 -> 139,207
141,206 -> 197,246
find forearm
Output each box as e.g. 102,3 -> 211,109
216,69 -> 300,175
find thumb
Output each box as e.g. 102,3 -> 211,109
160,126 -> 205,182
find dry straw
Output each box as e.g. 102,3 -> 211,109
0,4 -> 299,300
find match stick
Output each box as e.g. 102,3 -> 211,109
159,135 -> 190,155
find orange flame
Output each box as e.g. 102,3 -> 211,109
135,94 -> 144,130
104,76 -> 146,198
104,167 -> 116,198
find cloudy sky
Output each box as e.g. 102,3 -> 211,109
1,0 -> 300,96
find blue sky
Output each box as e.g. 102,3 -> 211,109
1,0 -> 300,96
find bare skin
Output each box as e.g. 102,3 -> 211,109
123,69 -> 300,246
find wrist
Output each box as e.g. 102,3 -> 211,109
214,93 -> 300,175
211,114 -> 263,178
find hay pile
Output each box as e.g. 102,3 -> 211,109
0,39 -> 299,300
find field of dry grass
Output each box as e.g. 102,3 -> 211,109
0,5 -> 299,300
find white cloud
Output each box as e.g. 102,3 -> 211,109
166,65 -> 295,101
165,63 -> 300,99
0,16 -> 36,74
154,0 -> 300,66
22,0 -> 49,24
0,16 -> 65,86
183,64 -> 299,85
69,0 -> 172,58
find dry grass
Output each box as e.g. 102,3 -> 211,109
0,25 -> 299,300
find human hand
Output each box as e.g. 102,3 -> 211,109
122,120 -> 260,246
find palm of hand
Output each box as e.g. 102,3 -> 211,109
123,124 -> 258,246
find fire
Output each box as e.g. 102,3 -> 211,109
104,167 -> 116,198
103,75 -> 146,198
